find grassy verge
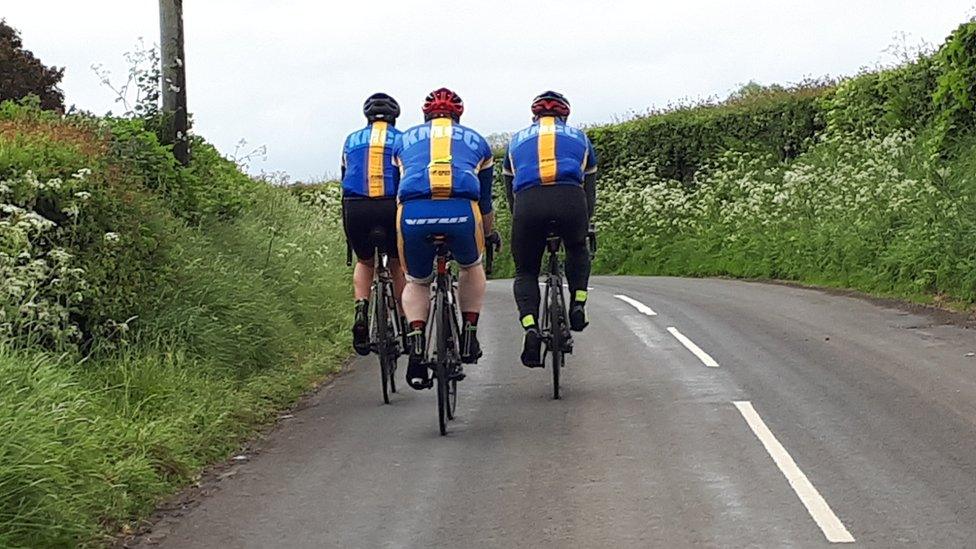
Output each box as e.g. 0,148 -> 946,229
0,101 -> 351,547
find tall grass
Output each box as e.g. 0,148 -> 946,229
1,100 -> 352,545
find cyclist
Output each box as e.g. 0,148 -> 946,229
394,87 -> 497,390
503,91 -> 598,367
341,92 -> 406,356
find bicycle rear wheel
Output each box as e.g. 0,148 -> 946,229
435,287 -> 450,435
445,294 -> 461,420
446,378 -> 458,419
376,282 -> 394,404
549,279 -> 566,400
436,363 -> 448,435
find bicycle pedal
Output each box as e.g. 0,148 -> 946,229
448,369 -> 466,382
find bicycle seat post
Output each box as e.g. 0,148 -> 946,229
430,235 -> 450,276
546,221 -> 561,254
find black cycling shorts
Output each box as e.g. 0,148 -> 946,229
343,197 -> 399,261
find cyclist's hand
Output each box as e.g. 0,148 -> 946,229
487,230 -> 503,252
587,225 -> 597,257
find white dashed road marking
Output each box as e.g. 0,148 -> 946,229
667,327 -> 719,368
614,294 -> 658,316
734,401 -> 855,544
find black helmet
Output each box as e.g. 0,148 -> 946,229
363,93 -> 400,123
531,90 -> 571,118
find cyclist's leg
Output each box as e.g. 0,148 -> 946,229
554,186 -> 592,331
377,197 -> 408,328
344,199 -> 379,355
511,187 -> 548,366
389,260 -> 407,302
511,187 -> 548,324
447,200 -> 487,364
398,200 -> 437,389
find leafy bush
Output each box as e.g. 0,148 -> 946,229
932,21 -> 976,152
0,97 -> 352,546
0,101 -> 171,349
822,57 -> 939,139
591,19 -> 976,306
0,20 -> 64,112
588,81 -> 831,183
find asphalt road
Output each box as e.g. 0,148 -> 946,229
138,277 -> 976,548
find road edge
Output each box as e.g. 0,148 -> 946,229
114,357 -> 358,548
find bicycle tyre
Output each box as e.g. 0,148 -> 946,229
445,292 -> 461,421
376,281 -> 393,405
436,285 -> 449,435
385,280 -> 399,396
448,378 -> 458,418
550,277 -> 568,400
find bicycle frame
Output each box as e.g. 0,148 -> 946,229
368,251 -> 402,350
540,235 -> 569,399
368,247 -> 403,404
426,240 -> 463,435
427,250 -> 462,366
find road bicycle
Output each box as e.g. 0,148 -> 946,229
424,236 -> 464,435
538,226 -> 597,400
360,228 -> 404,404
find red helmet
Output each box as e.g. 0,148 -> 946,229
531,90 -> 571,118
423,87 -> 464,121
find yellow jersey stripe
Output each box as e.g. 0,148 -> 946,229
396,204 -> 407,272
429,118 -> 454,198
472,200 -> 485,255
538,116 -> 557,184
367,121 -> 388,198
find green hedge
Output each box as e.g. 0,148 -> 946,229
589,19 -> 976,306
588,83 -> 830,183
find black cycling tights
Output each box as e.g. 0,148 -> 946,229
511,184 -> 591,323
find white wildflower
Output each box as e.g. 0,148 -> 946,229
24,171 -> 40,189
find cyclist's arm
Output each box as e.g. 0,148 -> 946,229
477,163 -> 497,236
504,174 -> 515,212
583,135 -> 598,221
502,150 -> 515,212
477,163 -> 494,217
584,171 -> 597,221
483,210 -> 495,235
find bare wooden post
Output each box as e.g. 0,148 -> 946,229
159,0 -> 189,165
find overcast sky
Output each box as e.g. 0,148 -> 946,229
5,1 -> 975,180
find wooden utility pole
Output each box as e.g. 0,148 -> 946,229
159,0 -> 189,165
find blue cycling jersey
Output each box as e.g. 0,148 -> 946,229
341,121 -> 402,198
393,118 -> 495,213
503,117 -> 598,193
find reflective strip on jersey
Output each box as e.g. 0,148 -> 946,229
394,120 -> 494,204
367,121 -> 389,197
341,122 -> 402,198
538,116 -> 558,184
504,118 -> 598,194
429,118 -> 454,198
